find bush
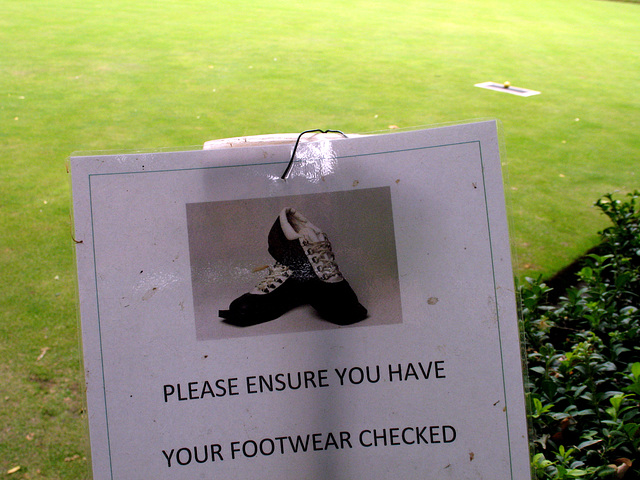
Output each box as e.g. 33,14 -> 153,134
522,191 -> 640,479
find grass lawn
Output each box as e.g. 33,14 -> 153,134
1,0 -> 639,477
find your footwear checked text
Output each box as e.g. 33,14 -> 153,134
162,425 -> 457,468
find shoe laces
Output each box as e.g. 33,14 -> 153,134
252,262 -> 291,294
302,239 -> 344,282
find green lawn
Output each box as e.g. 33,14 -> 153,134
1,0 -> 639,477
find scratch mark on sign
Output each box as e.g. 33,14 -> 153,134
142,287 -> 157,301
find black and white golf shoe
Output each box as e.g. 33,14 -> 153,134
267,207 -> 367,325
219,263 -> 306,326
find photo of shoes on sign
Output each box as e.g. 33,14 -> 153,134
219,207 -> 368,326
186,187 -> 403,340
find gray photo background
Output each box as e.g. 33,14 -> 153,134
186,186 -> 403,340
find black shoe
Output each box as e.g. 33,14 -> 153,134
219,263 -> 307,326
267,208 -> 368,324
304,278 -> 368,325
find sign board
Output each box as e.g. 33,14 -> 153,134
71,120 -> 531,479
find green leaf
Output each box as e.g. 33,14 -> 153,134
566,468 -> 588,477
574,409 -> 596,417
598,466 -> 617,477
576,438 -> 602,450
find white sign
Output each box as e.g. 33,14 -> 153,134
71,121 -> 531,479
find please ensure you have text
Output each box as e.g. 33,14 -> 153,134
162,361 -> 447,402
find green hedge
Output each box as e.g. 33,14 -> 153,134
522,191 -> 640,479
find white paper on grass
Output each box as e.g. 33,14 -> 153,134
71,120 -> 531,480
